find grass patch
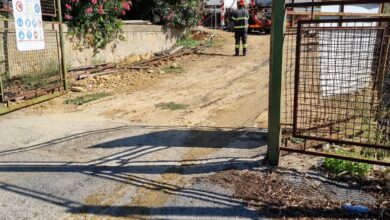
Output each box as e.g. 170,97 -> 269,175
177,36 -> 201,48
20,73 -> 55,90
161,65 -> 185,74
156,102 -> 188,111
323,149 -> 373,177
10,60 -> 62,90
64,92 -> 111,105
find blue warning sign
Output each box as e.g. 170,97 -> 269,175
18,31 -> 25,40
27,31 -> 32,39
25,18 -> 31,27
34,3 -> 40,14
17,18 -> 23,27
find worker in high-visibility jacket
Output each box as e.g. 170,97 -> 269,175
232,0 -> 249,56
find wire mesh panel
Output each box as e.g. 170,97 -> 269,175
282,27 -> 297,131
0,0 -> 63,103
0,25 -> 63,101
0,0 -> 56,17
40,0 -> 56,17
293,18 -> 390,149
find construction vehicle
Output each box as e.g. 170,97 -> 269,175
224,0 -> 272,34
247,1 -> 272,34
203,0 -> 272,34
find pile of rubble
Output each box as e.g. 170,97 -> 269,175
67,30 -> 216,94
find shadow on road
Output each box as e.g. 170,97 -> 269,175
0,125 -> 268,218
0,125 -> 266,156
0,168 -> 360,219
0,125 -> 365,219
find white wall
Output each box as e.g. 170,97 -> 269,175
65,24 -> 185,68
319,4 -> 381,96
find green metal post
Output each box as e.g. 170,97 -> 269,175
56,0 -> 68,90
267,0 -> 286,166
0,72 -> 3,102
0,19 -> 10,102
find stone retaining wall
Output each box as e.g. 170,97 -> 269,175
0,21 -> 184,78
65,23 -> 185,67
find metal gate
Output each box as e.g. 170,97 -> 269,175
280,1 -> 390,166
0,0 -> 65,107
294,18 -> 390,149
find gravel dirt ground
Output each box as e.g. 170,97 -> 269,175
1,28 -> 388,220
0,29 -> 270,219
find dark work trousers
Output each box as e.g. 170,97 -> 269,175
235,29 -> 248,56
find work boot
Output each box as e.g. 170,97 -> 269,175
235,48 -> 239,56
243,48 -> 247,56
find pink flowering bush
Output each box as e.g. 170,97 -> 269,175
63,0 -> 132,49
151,0 -> 203,28
129,0 -> 203,28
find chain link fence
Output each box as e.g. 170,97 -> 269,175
0,0 -> 64,103
0,0 -> 56,16
293,18 -> 390,149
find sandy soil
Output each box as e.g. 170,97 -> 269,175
1,28 -> 388,220
26,29 -> 270,129
0,28 -> 271,220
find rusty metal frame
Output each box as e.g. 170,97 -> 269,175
292,17 -> 390,152
281,147 -> 390,166
293,21 -> 302,138
280,2 -> 390,166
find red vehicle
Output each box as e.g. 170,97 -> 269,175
225,1 -> 272,34
248,7 -> 271,34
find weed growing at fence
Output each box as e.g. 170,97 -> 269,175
19,60 -> 60,90
20,75 -> 48,90
326,110 -> 390,161
354,114 -> 390,160
64,93 -> 111,105
0,71 -> 10,85
361,148 -> 390,161
323,149 -> 373,177
156,102 -> 188,110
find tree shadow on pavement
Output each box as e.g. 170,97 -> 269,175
0,125 -> 372,219
90,128 -> 266,149
0,125 -> 268,218
0,125 -> 266,156
0,125 -> 267,175
0,174 -> 364,219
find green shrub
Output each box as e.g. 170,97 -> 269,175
323,150 -> 373,177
